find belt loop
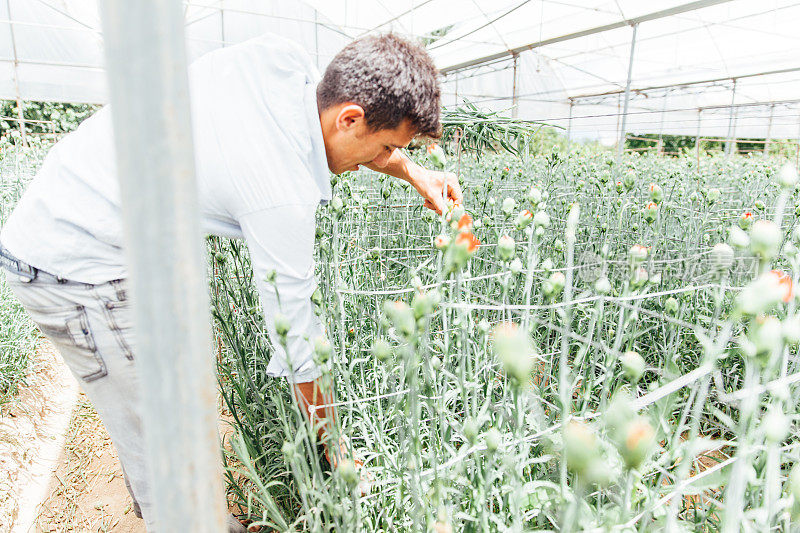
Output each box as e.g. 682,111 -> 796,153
17,263 -> 36,283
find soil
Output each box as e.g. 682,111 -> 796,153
33,393 -> 144,533
0,341 -> 79,533
32,390 -> 246,532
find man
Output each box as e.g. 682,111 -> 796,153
0,33 -> 462,532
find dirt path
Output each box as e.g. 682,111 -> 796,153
0,341 -> 79,533
32,392 -> 246,533
34,393 -> 144,533
1,341 -> 247,532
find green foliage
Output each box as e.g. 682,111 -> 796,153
440,100 -> 555,159
0,140 -> 48,404
0,99 -> 98,141
212,145 -> 800,531
625,132 -> 800,158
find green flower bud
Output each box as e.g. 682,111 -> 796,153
780,163 -> 799,188
274,313 -> 291,338
711,242 -> 735,271
762,405 -> 790,442
372,338 -> 392,362
313,337 -> 332,364
383,300 -> 416,338
501,197 -> 517,216
337,458 -> 359,487
595,277 -> 611,295
485,427 -> 502,453
426,144 -> 447,169
311,287 -> 323,307
620,350 -> 646,382
330,196 -> 344,216
497,235 -> 516,261
665,297 -> 679,315
491,322 -> 537,384
528,186 -> 543,206
463,418 -> 479,444
543,272 -> 566,298
750,220 -> 781,259
564,421 -> 601,477
533,210 -> 550,228
619,417 -> 656,470
282,441 -> 296,460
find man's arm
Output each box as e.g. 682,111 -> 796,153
238,204 -> 346,462
365,149 -> 463,214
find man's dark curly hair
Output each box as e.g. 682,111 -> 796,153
317,33 -> 441,138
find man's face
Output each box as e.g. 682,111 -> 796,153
321,104 -> 417,175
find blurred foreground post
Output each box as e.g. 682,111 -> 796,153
98,1 -> 226,531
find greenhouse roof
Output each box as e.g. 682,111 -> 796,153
2,0 -> 799,141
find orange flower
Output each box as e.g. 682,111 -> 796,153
455,232 -> 480,254
457,212 -> 473,231
426,143 -> 438,154
768,270 -> 794,303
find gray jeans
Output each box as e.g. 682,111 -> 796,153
2,254 -> 156,530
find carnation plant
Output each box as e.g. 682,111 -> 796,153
212,148 -> 800,532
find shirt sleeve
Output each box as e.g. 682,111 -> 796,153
237,203 -> 326,382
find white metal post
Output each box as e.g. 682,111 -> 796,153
796,115 -> 800,168
764,103 -> 774,156
725,78 -> 737,158
220,0 -> 226,47
617,23 -> 638,162
98,2 -> 226,531
5,0 -> 27,147
695,109 -> 702,164
656,89 -> 668,155
566,98 -> 574,153
512,53 -> 519,118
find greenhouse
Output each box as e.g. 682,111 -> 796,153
1,1 -> 800,532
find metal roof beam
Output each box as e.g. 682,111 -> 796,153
569,66 -> 800,101
439,0 -> 735,75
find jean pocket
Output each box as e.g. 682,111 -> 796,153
100,298 -> 134,361
35,305 -> 108,382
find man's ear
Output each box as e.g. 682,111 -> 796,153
335,104 -> 366,132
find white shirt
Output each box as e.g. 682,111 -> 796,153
1,34 -> 332,382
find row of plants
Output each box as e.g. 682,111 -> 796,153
212,144 -> 800,531
0,136 -> 50,405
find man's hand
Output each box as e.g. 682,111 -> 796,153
407,166 -> 463,214
364,149 -> 463,214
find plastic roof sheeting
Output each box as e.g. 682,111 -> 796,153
2,0 -> 800,141
0,0 -> 349,104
